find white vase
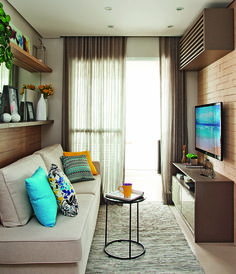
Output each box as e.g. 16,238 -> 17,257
36,94 -> 46,120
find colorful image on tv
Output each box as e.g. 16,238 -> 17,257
195,104 -> 221,157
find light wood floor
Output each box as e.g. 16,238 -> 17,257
125,170 -> 236,274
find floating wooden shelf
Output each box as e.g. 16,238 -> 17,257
0,120 -> 53,129
10,41 -> 53,73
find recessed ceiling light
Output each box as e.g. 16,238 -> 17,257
168,25 -> 174,28
176,7 -> 184,11
105,7 -> 112,11
107,25 -> 114,29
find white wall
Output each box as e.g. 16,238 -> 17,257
186,71 -> 198,154
41,38 -> 64,147
127,37 -> 159,58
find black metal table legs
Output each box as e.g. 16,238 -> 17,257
104,201 -> 145,260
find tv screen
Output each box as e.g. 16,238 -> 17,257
195,102 -> 223,161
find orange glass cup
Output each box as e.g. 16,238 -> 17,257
118,183 -> 132,198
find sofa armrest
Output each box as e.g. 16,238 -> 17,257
92,161 -> 100,175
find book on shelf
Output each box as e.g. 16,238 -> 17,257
105,189 -> 144,202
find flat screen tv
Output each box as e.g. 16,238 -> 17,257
195,102 -> 223,161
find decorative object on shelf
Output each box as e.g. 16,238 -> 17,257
20,84 -> 38,114
20,84 -> 35,94
37,41 -> 46,63
181,145 -> 186,163
186,153 -> 198,165
38,84 -> 54,99
1,113 -> 11,122
36,94 -> 46,121
201,158 -> 216,179
32,41 -> 47,63
26,102 -> 35,121
0,85 -> 19,117
0,3 -> 14,69
9,23 -> 30,53
11,113 -> 20,122
20,101 -> 35,121
37,84 -> 54,120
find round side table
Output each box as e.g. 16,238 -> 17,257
104,195 -> 145,260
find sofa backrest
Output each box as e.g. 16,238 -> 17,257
34,144 -> 64,171
0,154 -> 47,227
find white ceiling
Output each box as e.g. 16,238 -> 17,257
7,0 -> 232,38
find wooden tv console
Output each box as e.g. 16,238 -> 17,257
172,163 -> 234,242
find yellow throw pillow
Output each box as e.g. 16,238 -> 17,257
63,151 -> 98,175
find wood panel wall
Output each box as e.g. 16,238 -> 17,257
0,126 -> 41,168
198,1 -> 236,242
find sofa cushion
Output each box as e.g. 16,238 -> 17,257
34,144 -> 64,171
48,164 -> 78,217
0,193 -> 98,264
60,155 -> 95,183
63,151 -> 98,175
25,166 -> 57,227
0,154 -> 47,227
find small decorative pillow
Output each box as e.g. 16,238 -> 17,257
25,166 -> 57,227
48,164 -> 78,217
60,155 -> 95,183
63,151 -> 98,175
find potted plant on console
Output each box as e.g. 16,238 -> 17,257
186,153 -> 198,166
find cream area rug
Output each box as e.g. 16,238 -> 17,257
86,201 -> 205,274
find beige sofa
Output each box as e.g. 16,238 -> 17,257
0,144 -> 101,274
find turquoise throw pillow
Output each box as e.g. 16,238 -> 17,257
25,166 -> 57,227
60,155 -> 95,183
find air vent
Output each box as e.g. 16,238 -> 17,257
180,9 -> 234,71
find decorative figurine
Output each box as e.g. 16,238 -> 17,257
181,145 -> 186,163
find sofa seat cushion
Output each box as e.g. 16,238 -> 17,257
73,175 -> 101,195
0,193 -> 97,264
0,155 -> 47,227
34,144 -> 64,172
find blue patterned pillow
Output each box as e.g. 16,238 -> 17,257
48,164 -> 78,217
60,155 -> 95,183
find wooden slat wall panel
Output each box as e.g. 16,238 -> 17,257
0,126 -> 41,168
198,0 -> 236,243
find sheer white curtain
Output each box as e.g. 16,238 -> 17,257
63,37 -> 126,195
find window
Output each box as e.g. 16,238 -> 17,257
126,59 -> 160,171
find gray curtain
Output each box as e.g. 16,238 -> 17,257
62,36 -> 127,195
159,37 -> 187,205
